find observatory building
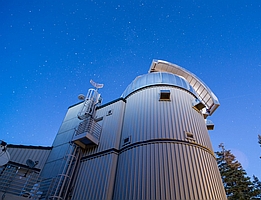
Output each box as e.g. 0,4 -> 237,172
0,60 -> 226,200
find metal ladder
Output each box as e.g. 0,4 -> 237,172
47,143 -> 81,200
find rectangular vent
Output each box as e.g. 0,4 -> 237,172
185,131 -> 195,140
192,99 -> 205,111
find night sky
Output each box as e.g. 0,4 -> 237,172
1,1 -> 261,179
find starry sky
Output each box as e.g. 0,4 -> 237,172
1,1 -> 261,178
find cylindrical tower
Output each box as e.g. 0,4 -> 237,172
113,60 -> 226,200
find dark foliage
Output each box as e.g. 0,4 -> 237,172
215,143 -> 260,200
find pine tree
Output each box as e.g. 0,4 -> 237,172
215,143 -> 256,200
252,175 -> 261,199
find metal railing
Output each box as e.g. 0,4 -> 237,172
0,146 -> 81,200
74,117 -> 102,142
0,164 -> 43,199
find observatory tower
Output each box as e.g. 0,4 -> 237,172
38,60 -> 226,200
111,60 -> 225,199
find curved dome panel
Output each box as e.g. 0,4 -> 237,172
149,60 -> 220,115
121,72 -> 197,98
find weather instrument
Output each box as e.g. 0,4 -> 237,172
77,80 -> 104,101
90,79 -> 104,90
0,140 -> 10,166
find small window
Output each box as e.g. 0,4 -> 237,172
123,136 -> 131,146
159,90 -> 171,101
124,138 -> 129,143
106,110 -> 113,116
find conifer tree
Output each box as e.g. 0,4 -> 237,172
252,175 -> 261,199
215,143 -> 256,200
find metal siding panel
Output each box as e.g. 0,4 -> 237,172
159,145 -> 167,199
57,117 -> 79,135
82,100 -> 125,156
63,103 -> 84,122
188,145 -> 199,199
205,150 -> 215,199
179,143 -> 189,199
88,158 -> 96,198
166,143 -> 173,199
196,147 -> 207,199
119,152 -> 126,200
153,144 -> 159,199
66,84 -> 224,199
203,149 -> 212,199
114,87 -> 223,199
47,143 -> 70,162
53,129 -> 75,146
205,151 -> 215,199
143,144 -> 149,199
72,163 -> 84,200
114,143 -> 223,200
8,147 -> 51,170
183,145 -> 193,199
163,143 -> 170,200
72,153 -> 118,200
122,87 -> 197,144
113,156 -> 122,199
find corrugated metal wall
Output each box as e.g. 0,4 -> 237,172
70,100 -> 125,199
82,99 -> 126,156
72,152 -> 118,200
8,146 -> 51,170
40,99 -> 127,198
113,142 -> 225,200
120,86 -> 213,150
112,86 -> 226,200
40,84 -> 225,199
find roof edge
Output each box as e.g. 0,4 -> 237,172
7,144 -> 53,150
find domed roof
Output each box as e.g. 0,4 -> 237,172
149,60 -> 220,115
121,72 -> 197,98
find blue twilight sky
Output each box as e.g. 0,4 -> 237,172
1,1 -> 261,178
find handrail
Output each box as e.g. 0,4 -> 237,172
75,117 -> 101,142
